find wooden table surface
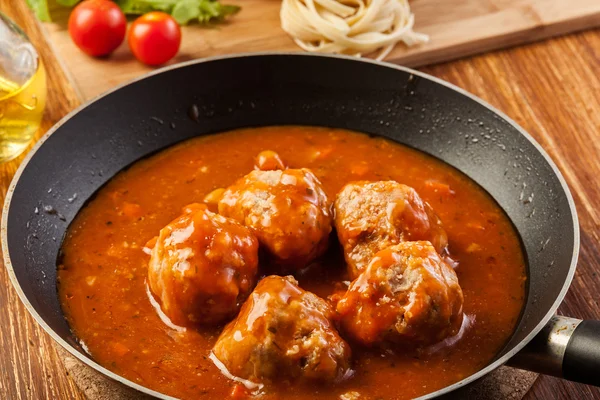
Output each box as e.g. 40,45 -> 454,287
1,1 -> 600,399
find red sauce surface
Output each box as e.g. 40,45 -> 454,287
58,126 -> 526,399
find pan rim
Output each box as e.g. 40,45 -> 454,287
1,51 -> 580,400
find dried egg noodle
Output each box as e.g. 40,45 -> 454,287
280,0 -> 428,60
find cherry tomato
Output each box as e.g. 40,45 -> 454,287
68,0 -> 126,57
128,12 -> 181,66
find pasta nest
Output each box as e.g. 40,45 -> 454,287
281,0 -> 429,60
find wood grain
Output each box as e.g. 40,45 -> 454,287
41,0 -> 600,100
0,2 -> 83,399
422,31 -> 600,400
2,1 -> 600,400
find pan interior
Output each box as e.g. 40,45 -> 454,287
4,54 -> 576,396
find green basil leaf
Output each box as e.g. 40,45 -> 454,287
26,0 -> 51,22
116,0 -> 240,25
171,0 -> 200,25
197,0 -> 239,23
117,0 -> 177,15
197,0 -> 220,22
56,0 -> 81,6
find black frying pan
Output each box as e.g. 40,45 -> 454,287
3,53 -> 600,399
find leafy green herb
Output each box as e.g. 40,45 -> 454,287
26,0 -> 51,22
171,0 -> 200,25
116,0 -> 175,15
117,0 -> 240,24
197,0 -> 239,23
27,0 -> 240,25
56,0 -> 81,6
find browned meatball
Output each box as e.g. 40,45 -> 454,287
336,241 -> 463,346
218,168 -> 332,271
212,275 -> 352,384
334,181 -> 448,278
147,203 -> 259,327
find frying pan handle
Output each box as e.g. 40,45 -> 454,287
563,319 -> 600,385
508,315 -> 600,386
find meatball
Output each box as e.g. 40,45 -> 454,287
218,168 -> 332,271
147,203 -> 259,327
336,241 -> 464,346
212,275 -> 352,384
334,181 -> 448,278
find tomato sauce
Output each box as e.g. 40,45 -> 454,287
58,126 -> 526,399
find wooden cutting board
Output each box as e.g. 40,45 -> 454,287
42,0 -> 600,100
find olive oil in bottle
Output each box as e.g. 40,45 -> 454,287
0,63 -> 46,161
0,12 -> 47,162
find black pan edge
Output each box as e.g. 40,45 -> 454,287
1,52 -> 580,400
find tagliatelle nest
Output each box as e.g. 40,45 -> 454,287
280,0 -> 429,60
